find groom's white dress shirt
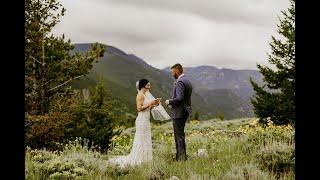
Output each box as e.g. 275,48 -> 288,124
177,73 -> 185,81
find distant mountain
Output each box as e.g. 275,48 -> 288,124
196,88 -> 254,119
71,43 -> 214,120
72,43 -> 262,121
163,66 -> 264,102
73,44 -> 151,68
163,65 -> 264,118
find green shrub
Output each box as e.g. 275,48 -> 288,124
25,138 -> 109,179
146,167 -> 166,180
255,142 -> 295,174
65,80 -> 122,152
25,112 -> 72,150
221,163 -> 275,180
105,164 -> 135,178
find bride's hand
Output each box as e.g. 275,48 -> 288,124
149,100 -> 158,107
156,98 -> 162,103
150,104 -> 157,109
156,98 -> 161,105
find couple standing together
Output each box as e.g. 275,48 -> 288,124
108,63 -> 193,167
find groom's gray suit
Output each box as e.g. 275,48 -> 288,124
168,74 -> 192,161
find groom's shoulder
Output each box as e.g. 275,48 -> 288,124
179,76 -> 192,85
181,75 -> 190,81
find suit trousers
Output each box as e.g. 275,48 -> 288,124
172,114 -> 188,161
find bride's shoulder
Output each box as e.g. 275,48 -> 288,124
136,92 -> 145,99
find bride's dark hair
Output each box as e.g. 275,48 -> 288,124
138,79 -> 149,90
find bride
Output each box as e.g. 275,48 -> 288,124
108,79 -> 171,168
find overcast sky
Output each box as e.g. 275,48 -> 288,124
52,0 -> 290,70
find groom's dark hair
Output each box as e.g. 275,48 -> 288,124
171,63 -> 183,73
138,79 -> 149,90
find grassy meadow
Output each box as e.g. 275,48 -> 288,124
26,118 -> 294,179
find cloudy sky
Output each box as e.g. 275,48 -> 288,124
53,0 -> 290,70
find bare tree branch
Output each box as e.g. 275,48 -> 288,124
30,56 -> 42,65
42,79 -> 54,87
49,75 -> 83,92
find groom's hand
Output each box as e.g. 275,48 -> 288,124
165,100 -> 172,109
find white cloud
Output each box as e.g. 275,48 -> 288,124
52,0 -> 290,70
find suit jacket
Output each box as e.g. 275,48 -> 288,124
169,75 -> 192,119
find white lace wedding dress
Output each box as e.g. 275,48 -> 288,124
108,92 -> 153,168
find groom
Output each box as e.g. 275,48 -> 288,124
165,63 -> 192,161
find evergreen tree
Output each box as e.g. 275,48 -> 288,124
25,0 -> 105,115
25,0 -> 110,150
67,80 -> 119,152
250,0 -> 295,126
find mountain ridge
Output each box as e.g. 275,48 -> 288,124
72,43 -> 262,120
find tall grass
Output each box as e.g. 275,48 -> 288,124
26,118 -> 294,179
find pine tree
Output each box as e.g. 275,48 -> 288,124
25,0 -> 105,115
250,0 -> 295,126
67,79 -> 119,152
